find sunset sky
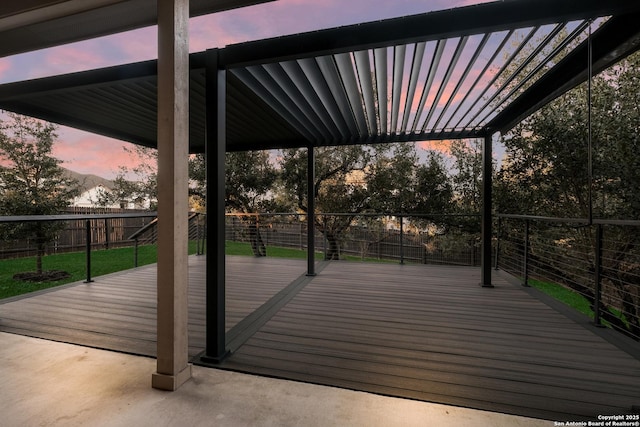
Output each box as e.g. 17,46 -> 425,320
0,0 -> 494,178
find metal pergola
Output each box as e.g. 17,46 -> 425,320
0,0 -> 639,362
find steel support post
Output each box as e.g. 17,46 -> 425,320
307,145 -> 316,276
480,133 -> 494,287
201,48 -> 230,364
152,0 -> 192,391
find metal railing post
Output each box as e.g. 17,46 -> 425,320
494,216 -> 501,270
594,224 -> 604,327
522,219 -> 530,287
134,238 -> 139,267
84,219 -> 94,283
104,218 -> 110,249
399,215 -> 404,265
323,215 -> 328,260
196,216 -> 202,255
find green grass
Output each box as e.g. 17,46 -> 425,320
224,240 -> 392,263
224,240 -> 323,259
528,278 -> 634,331
528,279 -> 594,319
0,242 -> 199,300
342,254 -> 398,263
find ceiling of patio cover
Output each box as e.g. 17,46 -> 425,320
0,0 -> 275,58
0,0 -> 638,153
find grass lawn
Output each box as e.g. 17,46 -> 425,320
0,243 -> 199,300
528,279 -> 594,319
224,240 -> 324,260
528,278 -> 631,330
225,240 -> 394,263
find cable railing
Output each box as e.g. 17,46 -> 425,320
0,211 -> 206,281
496,214 -> 640,341
0,209 -> 154,259
128,212 -> 205,266
224,212 -> 482,266
3,210 -> 637,341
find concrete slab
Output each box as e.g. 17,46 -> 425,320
0,332 -> 551,427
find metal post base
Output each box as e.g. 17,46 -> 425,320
200,350 -> 231,365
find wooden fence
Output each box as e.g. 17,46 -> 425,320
0,208 -> 154,259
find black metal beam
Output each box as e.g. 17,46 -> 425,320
201,48 -> 230,364
489,12 -> 640,134
0,59 -> 158,98
0,99 -> 158,149
480,133 -> 494,288
220,0 -> 640,68
307,145 -> 316,276
224,130 -> 486,151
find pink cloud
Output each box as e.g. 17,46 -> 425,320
37,45 -> 112,78
53,129 -> 149,179
419,140 -> 454,156
0,59 -> 11,79
107,28 -> 157,61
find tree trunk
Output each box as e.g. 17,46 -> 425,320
248,221 -> 266,257
325,232 -> 340,260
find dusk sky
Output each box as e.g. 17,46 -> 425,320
0,0 -> 493,178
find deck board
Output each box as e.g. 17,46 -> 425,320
2,256 -> 639,420
219,262 -> 640,421
0,255 -> 307,357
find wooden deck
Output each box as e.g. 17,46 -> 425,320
1,256 -> 639,420
0,256 -> 307,357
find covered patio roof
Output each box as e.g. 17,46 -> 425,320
0,0 -> 638,153
0,0 -> 274,58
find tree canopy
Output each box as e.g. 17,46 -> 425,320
0,113 -> 79,274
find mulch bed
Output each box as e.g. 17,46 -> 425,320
13,270 -> 71,282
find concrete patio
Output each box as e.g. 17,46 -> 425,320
2,256 -> 639,423
0,331 -> 550,427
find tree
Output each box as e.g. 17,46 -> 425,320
278,144 -> 421,259
96,145 -> 158,210
496,50 -> 640,339
0,113 -> 80,276
188,153 -> 206,211
225,150 -> 278,256
411,151 -> 454,220
98,148 -> 210,212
